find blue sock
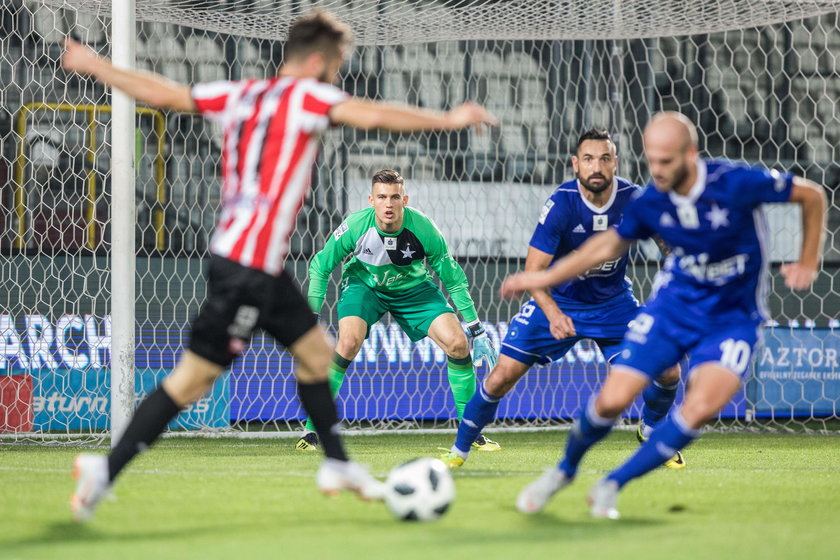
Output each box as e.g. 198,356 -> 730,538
641,380 -> 678,431
558,398 -> 616,478
607,410 -> 700,489
453,382 -> 501,454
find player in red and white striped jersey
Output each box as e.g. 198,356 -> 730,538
62,10 -> 497,522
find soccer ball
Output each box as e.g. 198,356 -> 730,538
384,457 -> 455,522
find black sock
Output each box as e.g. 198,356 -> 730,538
107,385 -> 181,482
297,380 -> 348,462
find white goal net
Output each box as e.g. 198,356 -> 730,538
1,0 -> 838,442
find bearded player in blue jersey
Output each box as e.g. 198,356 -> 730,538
502,112 -> 826,519
441,128 -> 682,469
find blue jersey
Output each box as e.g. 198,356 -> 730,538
530,177 -> 639,309
615,159 -> 794,324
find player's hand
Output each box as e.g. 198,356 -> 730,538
472,333 -> 498,369
499,271 -> 542,299
780,262 -> 818,290
62,37 -> 101,74
446,102 -> 499,134
547,310 -> 576,339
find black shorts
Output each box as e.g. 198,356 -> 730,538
189,256 -> 318,367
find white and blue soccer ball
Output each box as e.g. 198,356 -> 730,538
384,457 -> 455,522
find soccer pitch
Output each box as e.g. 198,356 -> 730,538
2,431 -> 838,560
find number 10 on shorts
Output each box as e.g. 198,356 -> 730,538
718,338 -> 752,375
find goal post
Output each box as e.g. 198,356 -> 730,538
0,0 -> 838,443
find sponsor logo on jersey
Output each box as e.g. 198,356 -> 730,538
579,256 -> 624,278
572,224 -> 586,233
677,252 -> 749,285
362,247 -> 374,255
333,222 -> 349,240
384,237 -> 397,250
659,213 -> 675,227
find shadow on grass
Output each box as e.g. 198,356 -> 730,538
2,520 -> 247,552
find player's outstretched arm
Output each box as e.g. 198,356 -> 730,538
781,177 -> 827,290
329,98 -> 497,133
500,229 -> 630,299
62,38 -> 195,112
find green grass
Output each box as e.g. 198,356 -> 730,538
2,431 -> 839,560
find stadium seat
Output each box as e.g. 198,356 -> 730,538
505,51 -> 542,78
31,4 -> 65,43
238,39 -> 263,64
195,63 -> 228,83
159,62 -> 190,84
471,51 -> 504,75
381,70 -> 408,102
72,11 -> 106,44
419,71 -> 444,109
240,62 -> 267,79
185,35 -> 224,63
403,44 -> 437,72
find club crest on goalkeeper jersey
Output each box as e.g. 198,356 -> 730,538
307,207 -> 478,321
191,76 -> 348,276
529,176 -> 640,309
615,158 -> 794,323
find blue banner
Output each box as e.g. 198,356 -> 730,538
0,314 -> 228,431
749,328 -> 840,417
7,312 -> 831,427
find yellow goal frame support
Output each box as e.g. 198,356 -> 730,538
14,102 -> 167,251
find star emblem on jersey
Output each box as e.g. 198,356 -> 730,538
401,245 -> 415,259
705,203 -> 730,230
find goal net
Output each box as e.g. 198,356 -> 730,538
1,0 -> 838,442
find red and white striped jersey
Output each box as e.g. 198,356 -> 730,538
191,77 -> 348,275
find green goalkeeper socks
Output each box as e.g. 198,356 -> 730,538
447,355 -> 476,420
304,352 -> 350,432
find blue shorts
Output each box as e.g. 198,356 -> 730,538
613,302 -> 762,380
500,296 -> 640,366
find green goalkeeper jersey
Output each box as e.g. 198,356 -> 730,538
308,206 -> 478,322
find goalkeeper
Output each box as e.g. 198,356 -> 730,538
296,169 -> 500,452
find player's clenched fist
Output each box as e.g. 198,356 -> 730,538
780,262 -> 818,291
499,272 -> 537,299
62,38 -> 100,74
446,102 -> 499,133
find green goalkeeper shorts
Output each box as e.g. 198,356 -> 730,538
337,276 -> 455,341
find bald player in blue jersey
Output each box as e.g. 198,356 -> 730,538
503,112 -> 826,519
441,128 -> 682,469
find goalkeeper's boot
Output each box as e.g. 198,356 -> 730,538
636,423 -> 686,469
295,431 -> 319,452
471,433 -> 501,452
439,450 -> 466,469
316,458 -> 385,501
587,478 -> 620,519
70,453 -> 112,522
515,467 -> 571,514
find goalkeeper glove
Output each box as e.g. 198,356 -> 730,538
466,320 -> 498,368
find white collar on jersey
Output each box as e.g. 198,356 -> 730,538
576,176 -> 618,214
668,158 -> 707,206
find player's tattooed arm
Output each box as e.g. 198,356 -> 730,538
524,246 -> 575,339
501,230 -> 630,298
